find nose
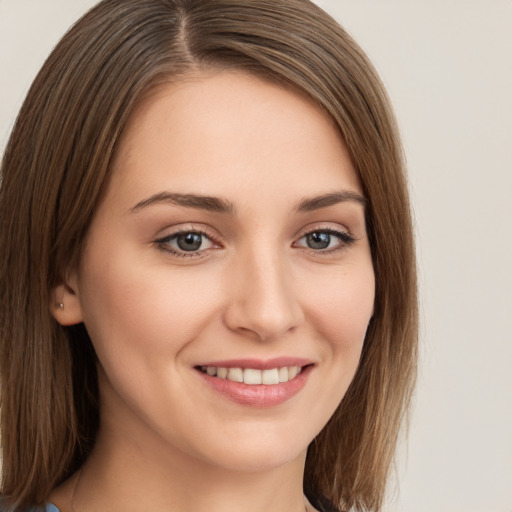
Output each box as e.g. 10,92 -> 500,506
222,248 -> 304,341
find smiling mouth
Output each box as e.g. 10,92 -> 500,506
196,365 -> 309,385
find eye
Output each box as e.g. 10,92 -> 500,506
294,228 -> 355,253
155,230 -> 217,257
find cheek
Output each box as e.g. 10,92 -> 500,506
301,262 -> 375,352
76,248 -> 221,371
290,261 -> 374,438
300,259 -> 374,414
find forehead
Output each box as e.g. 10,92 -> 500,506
107,69 -> 362,209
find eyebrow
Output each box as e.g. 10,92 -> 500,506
129,190 -> 366,215
294,191 -> 366,212
129,192 -> 236,214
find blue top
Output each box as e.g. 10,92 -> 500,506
0,502 -> 59,512
27,506 -> 60,512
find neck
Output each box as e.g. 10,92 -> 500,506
52,419 -> 311,512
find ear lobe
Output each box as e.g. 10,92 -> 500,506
50,277 -> 84,326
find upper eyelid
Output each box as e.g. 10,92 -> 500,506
157,230 -> 214,243
294,228 -> 355,245
294,222 -> 353,239
155,224 -> 222,242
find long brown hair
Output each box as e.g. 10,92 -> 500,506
0,1 -> 417,510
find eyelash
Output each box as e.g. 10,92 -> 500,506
293,228 -> 356,254
154,226 -> 355,259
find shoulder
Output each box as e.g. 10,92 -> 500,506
30,505 -> 61,512
43,505 -> 61,512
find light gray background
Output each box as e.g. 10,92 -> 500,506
1,1 -> 511,511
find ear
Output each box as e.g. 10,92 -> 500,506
50,272 -> 84,326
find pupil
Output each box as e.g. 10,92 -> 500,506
177,233 -> 202,251
307,232 -> 330,249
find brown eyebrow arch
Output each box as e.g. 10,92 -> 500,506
294,191 -> 366,212
129,192 -> 236,214
129,190 -> 365,215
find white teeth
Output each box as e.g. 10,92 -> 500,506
227,367 -> 244,383
201,364 -> 305,385
244,368 -> 262,385
262,368 -> 280,385
288,366 -> 298,379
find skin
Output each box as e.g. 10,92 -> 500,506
51,70 -> 375,512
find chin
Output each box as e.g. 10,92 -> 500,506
182,421 -> 314,474
207,443 -> 307,474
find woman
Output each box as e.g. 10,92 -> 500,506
0,1 -> 418,511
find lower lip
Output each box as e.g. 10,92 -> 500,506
197,366 -> 313,407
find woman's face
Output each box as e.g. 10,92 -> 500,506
66,70 -> 375,472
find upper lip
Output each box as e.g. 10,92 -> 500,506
195,357 -> 314,370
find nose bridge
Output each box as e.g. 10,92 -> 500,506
223,243 -> 304,341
